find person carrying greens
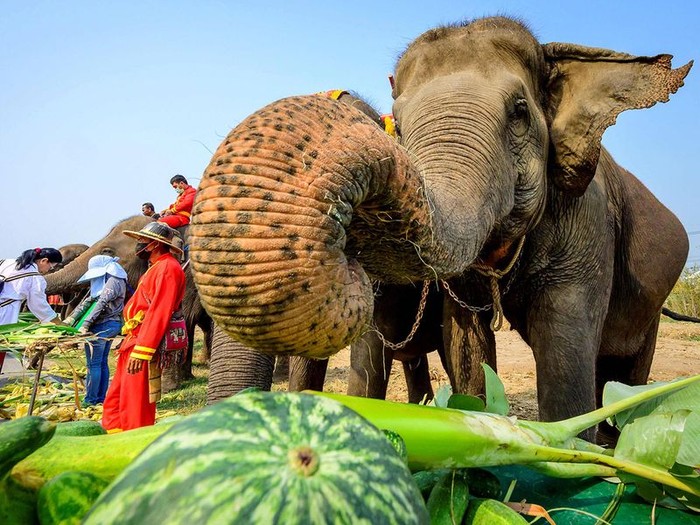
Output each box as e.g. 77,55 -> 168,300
65,255 -> 128,406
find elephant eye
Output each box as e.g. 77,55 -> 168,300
512,98 -> 529,120
509,98 -> 530,136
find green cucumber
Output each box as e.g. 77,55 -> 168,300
426,469 -> 470,525
463,498 -> 528,524
37,471 -> 109,525
0,417 -> 56,477
412,469 -> 450,500
466,468 -> 502,499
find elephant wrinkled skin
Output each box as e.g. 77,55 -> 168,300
190,17 -> 692,430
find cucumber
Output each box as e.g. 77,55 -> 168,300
54,420 -> 106,437
463,498 -> 528,524
426,469 -> 470,525
412,469 -> 450,500
466,468 -> 502,499
0,417 -> 56,477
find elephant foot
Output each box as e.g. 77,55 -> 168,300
161,365 -> 182,394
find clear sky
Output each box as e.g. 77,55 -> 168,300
2,1 -> 698,264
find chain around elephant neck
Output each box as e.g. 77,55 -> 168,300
467,235 -> 526,331
376,236 -> 525,349
375,280 -> 431,351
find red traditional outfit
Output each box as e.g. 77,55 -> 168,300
102,253 -> 185,432
158,185 -> 196,228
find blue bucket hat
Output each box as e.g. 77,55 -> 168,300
77,255 -> 128,283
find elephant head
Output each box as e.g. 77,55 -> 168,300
46,215 -> 152,295
189,17 -> 690,359
53,244 -> 89,271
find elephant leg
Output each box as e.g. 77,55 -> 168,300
402,355 -> 433,403
288,357 -> 329,391
206,324 -> 275,404
595,315 -> 660,444
524,289 -> 605,442
347,332 -> 394,398
273,356 -> 290,383
441,291 -> 496,397
597,315 -> 660,402
199,316 -> 213,363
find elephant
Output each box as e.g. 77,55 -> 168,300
56,244 -> 89,268
48,243 -> 90,318
189,16 -> 691,437
45,215 -> 215,392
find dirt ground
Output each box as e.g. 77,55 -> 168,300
275,319 -> 700,420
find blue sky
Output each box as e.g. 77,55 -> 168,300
2,1 -> 698,264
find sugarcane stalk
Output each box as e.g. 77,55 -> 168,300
309,373 -> 700,497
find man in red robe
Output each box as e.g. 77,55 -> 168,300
102,222 -> 186,432
158,174 -> 196,228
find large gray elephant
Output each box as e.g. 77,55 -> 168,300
190,17 -> 692,432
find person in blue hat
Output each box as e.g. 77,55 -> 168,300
65,255 -> 128,406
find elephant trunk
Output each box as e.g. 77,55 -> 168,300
45,260 -> 88,295
190,96 -> 481,358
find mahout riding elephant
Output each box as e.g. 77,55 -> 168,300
189,17 -> 691,435
45,215 -> 214,392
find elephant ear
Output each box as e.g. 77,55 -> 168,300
543,42 -> 692,196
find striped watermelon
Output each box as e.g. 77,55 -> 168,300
37,471 -> 109,525
84,392 -> 428,524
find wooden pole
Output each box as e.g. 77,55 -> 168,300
28,351 -> 45,416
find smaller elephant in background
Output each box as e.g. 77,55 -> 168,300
288,273 -> 498,404
48,243 -> 89,318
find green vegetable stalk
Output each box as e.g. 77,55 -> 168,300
309,374 -> 700,498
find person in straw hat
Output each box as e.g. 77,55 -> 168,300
64,255 -> 128,406
101,222 -> 185,432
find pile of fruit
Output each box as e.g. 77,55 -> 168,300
0,370 -> 698,524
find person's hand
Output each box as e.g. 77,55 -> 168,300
78,326 -> 89,335
127,357 -> 145,374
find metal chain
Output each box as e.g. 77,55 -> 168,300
375,236 -> 525,348
375,280 -> 430,350
440,279 -> 493,312
443,236 -> 525,331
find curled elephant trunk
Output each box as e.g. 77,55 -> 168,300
190,95 -> 479,358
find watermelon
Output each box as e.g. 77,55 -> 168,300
37,471 -> 109,525
54,420 -> 106,437
381,429 -> 408,464
0,416 -> 55,476
84,391 -> 429,524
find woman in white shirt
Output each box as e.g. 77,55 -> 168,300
0,247 -> 63,373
